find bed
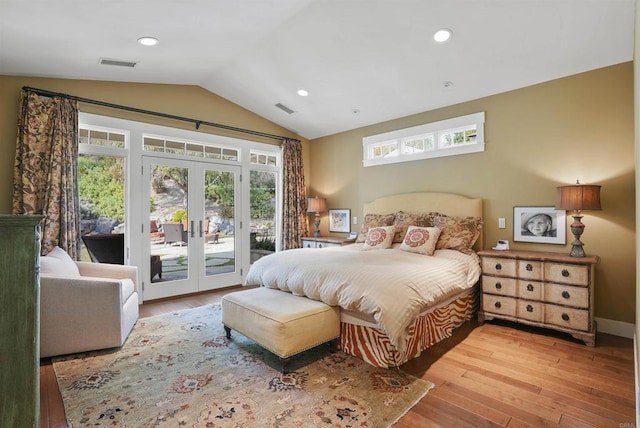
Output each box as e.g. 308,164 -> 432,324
245,192 -> 483,368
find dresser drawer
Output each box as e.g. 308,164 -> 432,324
544,263 -> 589,286
482,257 -> 516,276
516,300 -> 543,323
517,280 -> 542,300
482,294 -> 516,317
517,260 -> 543,281
317,241 -> 341,248
544,305 -> 589,331
482,276 -> 516,297
544,283 -> 588,309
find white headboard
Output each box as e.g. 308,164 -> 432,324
363,192 -> 484,250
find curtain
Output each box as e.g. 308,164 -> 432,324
13,89 -> 80,258
281,138 -> 309,249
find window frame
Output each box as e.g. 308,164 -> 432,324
362,112 -> 485,167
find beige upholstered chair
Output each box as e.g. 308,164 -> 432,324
39,247 -> 139,358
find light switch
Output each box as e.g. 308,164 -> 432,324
353,216 -> 358,225
498,218 -> 506,229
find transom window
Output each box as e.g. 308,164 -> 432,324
363,112 -> 485,167
79,128 -> 126,148
250,150 -> 278,166
143,136 -> 239,161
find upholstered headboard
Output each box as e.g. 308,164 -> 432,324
363,192 -> 484,251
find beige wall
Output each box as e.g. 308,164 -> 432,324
310,62 -> 636,324
0,76 -> 310,215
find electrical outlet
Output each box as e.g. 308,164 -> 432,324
353,216 -> 358,225
498,218 -> 506,229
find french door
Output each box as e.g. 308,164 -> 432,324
141,156 -> 242,300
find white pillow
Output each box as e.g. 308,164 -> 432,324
362,226 -> 395,250
400,226 -> 442,256
40,246 -> 80,276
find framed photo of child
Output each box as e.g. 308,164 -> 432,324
513,206 -> 566,244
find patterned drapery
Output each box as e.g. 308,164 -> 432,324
12,89 -> 80,258
281,138 -> 309,249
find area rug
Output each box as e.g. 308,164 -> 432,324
53,304 -> 434,427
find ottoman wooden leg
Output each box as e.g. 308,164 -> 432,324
280,356 -> 291,374
224,325 -> 231,339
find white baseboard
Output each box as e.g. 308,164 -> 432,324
635,333 -> 639,428
596,317 -> 635,339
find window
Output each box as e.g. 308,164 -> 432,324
143,136 -> 239,161
362,112 -> 485,167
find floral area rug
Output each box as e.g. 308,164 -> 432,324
53,304 -> 434,427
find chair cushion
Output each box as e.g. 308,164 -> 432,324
40,247 -> 80,276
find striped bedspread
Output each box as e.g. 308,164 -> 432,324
244,244 -> 481,352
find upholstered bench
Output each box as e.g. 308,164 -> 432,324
221,287 -> 340,373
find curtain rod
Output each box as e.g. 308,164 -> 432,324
22,86 -> 300,143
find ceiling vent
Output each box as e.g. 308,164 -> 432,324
275,103 -> 295,114
99,58 -> 137,68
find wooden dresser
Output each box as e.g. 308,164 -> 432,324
0,215 -> 43,426
477,249 -> 599,346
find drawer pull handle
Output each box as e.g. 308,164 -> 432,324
526,304 -> 534,312
561,313 -> 570,321
562,291 -> 570,299
527,284 -> 534,292
495,263 -> 502,270
495,282 -> 502,290
494,301 -> 502,309
526,263 -> 533,271
562,269 -> 570,277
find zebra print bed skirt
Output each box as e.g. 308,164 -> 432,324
339,287 -> 478,368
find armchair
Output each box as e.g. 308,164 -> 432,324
39,247 -> 139,358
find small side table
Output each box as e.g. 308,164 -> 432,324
301,237 -> 355,248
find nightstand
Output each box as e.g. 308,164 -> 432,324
477,249 -> 599,346
301,237 -> 355,248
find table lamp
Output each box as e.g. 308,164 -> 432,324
307,196 -> 327,238
555,180 -> 601,257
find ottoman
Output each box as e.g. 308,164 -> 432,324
221,287 -> 340,373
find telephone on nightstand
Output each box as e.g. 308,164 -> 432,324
347,232 -> 358,240
492,240 -> 510,251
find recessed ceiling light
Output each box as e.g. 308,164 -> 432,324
297,89 -> 309,97
433,29 -> 452,43
138,37 -> 159,46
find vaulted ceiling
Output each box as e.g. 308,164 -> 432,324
0,0 -> 634,139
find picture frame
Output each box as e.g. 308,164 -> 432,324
329,208 -> 351,233
514,206 -> 566,244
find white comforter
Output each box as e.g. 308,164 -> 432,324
245,244 -> 481,352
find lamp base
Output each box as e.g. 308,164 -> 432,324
313,213 -> 321,238
569,213 -> 586,257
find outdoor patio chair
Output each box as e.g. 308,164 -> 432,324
163,222 -> 188,246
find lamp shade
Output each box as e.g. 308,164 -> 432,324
555,182 -> 602,211
307,197 -> 327,213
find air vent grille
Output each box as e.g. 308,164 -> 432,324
275,103 -> 294,114
99,58 -> 137,68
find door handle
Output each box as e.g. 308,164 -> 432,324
190,220 -> 195,238
199,220 -> 203,238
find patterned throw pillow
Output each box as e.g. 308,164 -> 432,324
433,214 -> 483,254
362,226 -> 395,250
392,211 -> 436,243
356,213 -> 396,243
399,226 -> 442,255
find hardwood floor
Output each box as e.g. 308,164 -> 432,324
41,287 -> 636,427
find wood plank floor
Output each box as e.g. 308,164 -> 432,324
40,287 -> 636,427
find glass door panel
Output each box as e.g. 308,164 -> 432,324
199,166 -> 241,290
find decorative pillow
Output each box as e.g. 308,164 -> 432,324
356,213 -> 396,243
392,211 -> 436,243
433,214 -> 483,254
40,246 -> 80,276
399,226 -> 441,255
362,226 -> 395,250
